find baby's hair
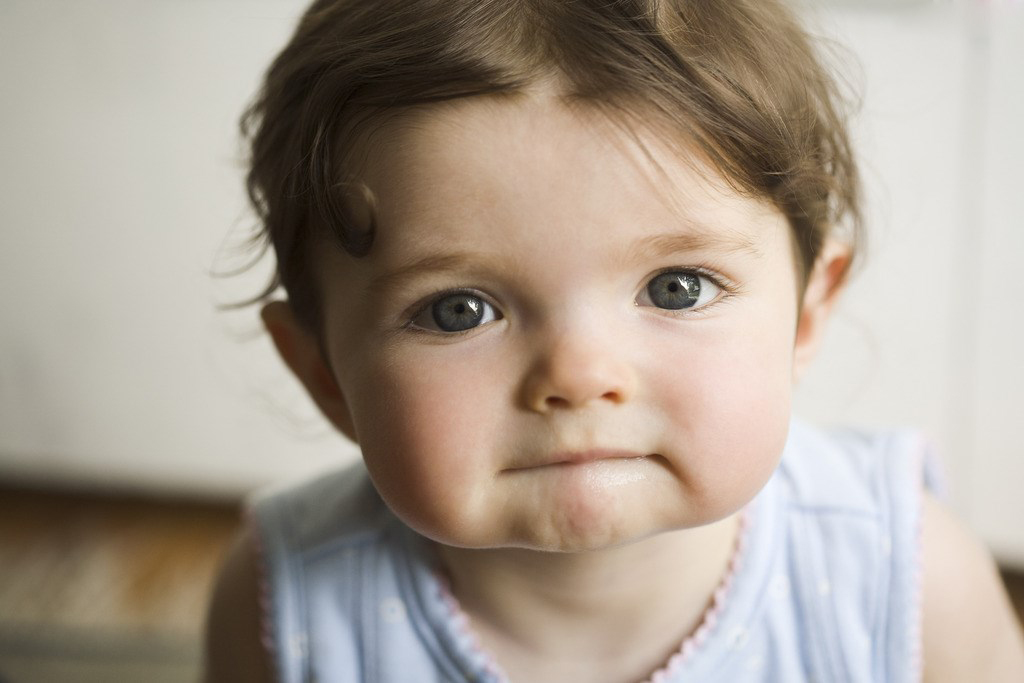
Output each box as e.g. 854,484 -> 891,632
241,0 -> 861,332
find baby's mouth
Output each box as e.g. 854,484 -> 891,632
505,449 -> 652,472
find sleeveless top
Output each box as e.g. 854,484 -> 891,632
250,419 -> 942,683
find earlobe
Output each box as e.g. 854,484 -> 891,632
260,301 -> 359,442
793,240 -> 851,381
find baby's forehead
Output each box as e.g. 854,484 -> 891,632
348,92 -> 776,234
324,98 -> 787,285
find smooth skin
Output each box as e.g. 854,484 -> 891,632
204,92 -> 1024,682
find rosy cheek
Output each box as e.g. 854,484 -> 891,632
351,357 -> 494,539
648,330 -> 791,485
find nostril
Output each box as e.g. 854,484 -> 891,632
542,391 -> 622,410
544,396 -> 570,408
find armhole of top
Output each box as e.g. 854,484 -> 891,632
892,431 -> 945,683
246,508 -> 278,680
246,496 -> 306,683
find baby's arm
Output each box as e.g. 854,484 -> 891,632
921,492 -> 1024,681
203,530 -> 275,683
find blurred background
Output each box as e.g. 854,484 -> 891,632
0,0 -> 1021,680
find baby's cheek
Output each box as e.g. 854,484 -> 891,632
717,343 -> 791,468
353,364 -> 499,544
651,336 -> 791,497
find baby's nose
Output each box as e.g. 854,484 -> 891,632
520,327 -> 637,412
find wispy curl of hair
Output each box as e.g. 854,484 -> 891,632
240,0 -> 861,332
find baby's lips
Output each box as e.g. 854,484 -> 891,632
505,448 -> 652,471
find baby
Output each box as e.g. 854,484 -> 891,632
204,1 -> 1024,681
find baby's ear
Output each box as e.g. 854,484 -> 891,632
260,301 -> 358,443
793,240 -> 851,381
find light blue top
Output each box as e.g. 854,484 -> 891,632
250,420 -> 941,682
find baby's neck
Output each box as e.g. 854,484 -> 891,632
435,513 -> 742,683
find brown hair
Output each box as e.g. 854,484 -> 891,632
240,0 -> 861,331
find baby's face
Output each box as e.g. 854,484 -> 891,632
313,94 -> 802,551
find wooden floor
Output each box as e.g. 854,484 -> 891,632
0,485 -> 240,683
0,484 -> 1021,683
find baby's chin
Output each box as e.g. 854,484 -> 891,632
426,528 -> 659,555
400,505 -> 706,555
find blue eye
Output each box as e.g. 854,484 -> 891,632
414,292 -> 500,333
643,271 -> 721,311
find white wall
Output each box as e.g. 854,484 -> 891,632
0,0 -> 355,498
793,1 -> 1024,567
967,4 -> 1024,567
0,1 -> 1021,562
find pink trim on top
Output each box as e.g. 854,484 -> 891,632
641,507 -> 752,683
434,574 -> 512,682
433,507 -> 753,683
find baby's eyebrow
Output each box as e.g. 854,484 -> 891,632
368,251 -> 486,296
627,231 -> 762,262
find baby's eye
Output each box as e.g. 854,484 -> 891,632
641,270 -> 722,311
411,291 -> 501,333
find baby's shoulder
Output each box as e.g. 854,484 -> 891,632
777,419 -> 941,514
737,421 -> 941,680
920,493 -> 1024,681
202,463 -> 398,683
249,461 -> 391,556
203,528 -> 274,683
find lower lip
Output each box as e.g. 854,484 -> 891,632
578,458 -> 650,487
